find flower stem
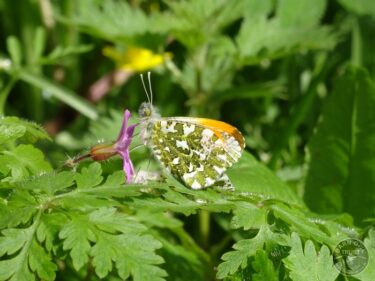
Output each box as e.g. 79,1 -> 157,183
198,210 -> 210,250
0,77 -> 17,116
351,17 -> 362,67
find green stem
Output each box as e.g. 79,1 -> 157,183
167,226 -> 215,280
198,210 -> 210,250
351,17 -> 362,67
0,77 -> 17,115
173,227 -> 210,263
19,69 -> 98,120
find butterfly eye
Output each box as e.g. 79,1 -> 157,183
138,102 -> 152,118
144,108 -> 151,117
138,103 -> 145,117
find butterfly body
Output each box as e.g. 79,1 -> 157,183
139,102 -> 245,190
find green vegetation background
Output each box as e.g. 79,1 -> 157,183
0,0 -> 375,280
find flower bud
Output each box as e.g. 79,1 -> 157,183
90,143 -> 117,161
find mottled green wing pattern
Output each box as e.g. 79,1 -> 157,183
150,119 -> 243,189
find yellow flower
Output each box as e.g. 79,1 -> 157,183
103,46 -> 172,72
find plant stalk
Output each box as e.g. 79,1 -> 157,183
198,210 -> 210,250
0,78 -> 17,115
351,17 -> 362,67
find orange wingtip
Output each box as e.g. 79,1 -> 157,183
196,118 -> 245,149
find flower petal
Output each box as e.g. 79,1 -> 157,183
119,150 -> 134,183
114,109 -> 139,183
124,123 -> 137,145
117,109 -> 131,142
105,46 -> 171,72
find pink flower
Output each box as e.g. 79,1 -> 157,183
114,110 -> 137,183
88,109 -> 137,183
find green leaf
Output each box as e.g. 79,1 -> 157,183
243,0 -> 273,19
216,226 -> 285,279
304,67 -> 375,223
32,27 -> 46,63
277,0 -> 326,27
0,144 -> 52,179
283,233 -> 339,281
37,213 -> 68,252
39,44 -> 93,65
0,215 -> 56,281
252,250 -> 278,281
57,193 -> 118,211
0,116 -> 50,145
156,0 -> 244,48
90,232 -> 116,278
91,232 -> 166,281
0,228 -> 32,256
228,151 -> 302,206
179,36 -> 237,93
0,190 -> 38,228
59,216 -> 96,270
64,1 -> 149,43
236,1 -> 336,65
58,207 -> 166,280
28,240 -> 57,281
113,234 -> 166,281
270,203 -> 336,247
130,181 -> 233,216
102,170 -> 125,186
136,210 -> 183,229
130,192 -> 201,216
230,201 -> 267,230
338,0 -> 375,17
78,181 -> 142,198
0,255 -> 34,281
88,207 -> 147,234
355,229 -> 375,281
75,162 -> 103,189
0,124 -> 25,145
6,36 -> 22,66
13,171 -> 75,195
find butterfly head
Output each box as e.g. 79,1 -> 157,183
138,102 -> 160,119
139,72 -> 160,119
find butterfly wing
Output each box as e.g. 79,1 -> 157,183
149,117 -> 245,189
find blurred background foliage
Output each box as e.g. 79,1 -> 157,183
1,0 -> 375,280
1,0 -> 375,224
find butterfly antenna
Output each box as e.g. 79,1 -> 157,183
140,73 -> 151,104
147,71 -> 153,105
